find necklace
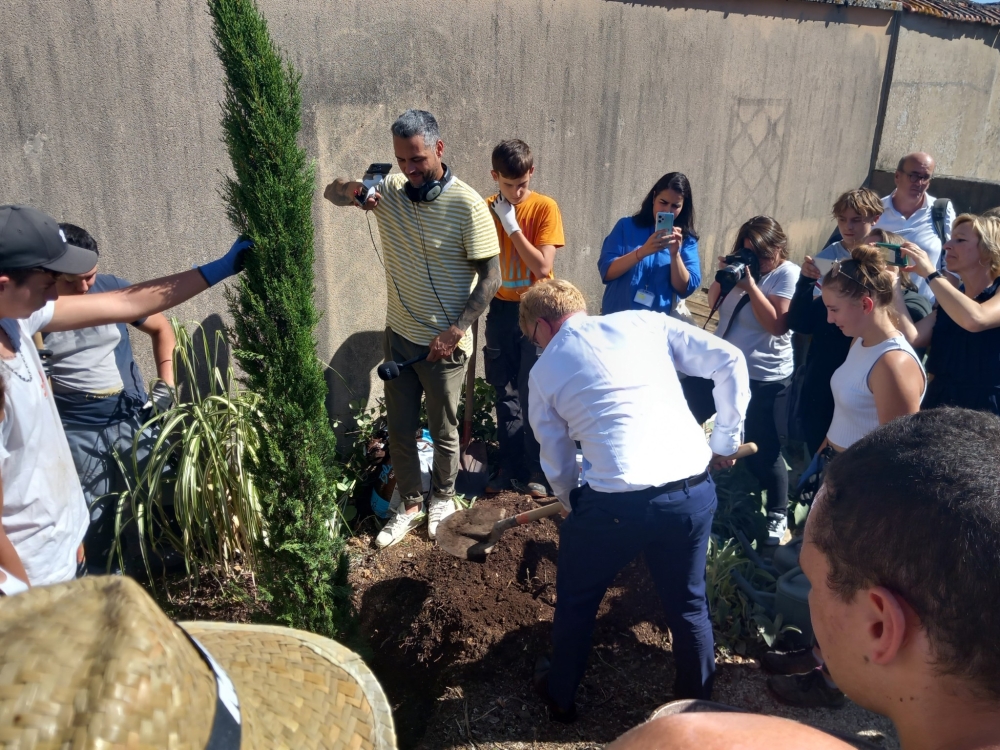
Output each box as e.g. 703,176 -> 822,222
1,348 -> 32,383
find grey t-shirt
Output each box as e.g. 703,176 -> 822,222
43,274 -> 148,398
715,260 -> 800,381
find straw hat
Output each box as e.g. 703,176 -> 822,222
0,576 -> 396,749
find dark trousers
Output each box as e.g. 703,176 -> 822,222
548,478 -> 718,711
484,298 -> 542,479
745,378 -> 790,514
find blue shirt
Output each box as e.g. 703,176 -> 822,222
598,216 -> 701,315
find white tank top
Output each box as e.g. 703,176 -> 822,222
827,334 -> 926,449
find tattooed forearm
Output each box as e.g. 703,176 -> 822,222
457,256 -> 501,331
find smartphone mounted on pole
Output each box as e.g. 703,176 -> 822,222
356,163 -> 393,207
655,212 -> 675,234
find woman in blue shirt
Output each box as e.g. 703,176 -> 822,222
598,172 -> 701,314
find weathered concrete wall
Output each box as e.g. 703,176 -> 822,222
0,0 -> 892,422
877,14 -> 1000,181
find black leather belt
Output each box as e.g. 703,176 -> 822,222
660,470 -> 709,494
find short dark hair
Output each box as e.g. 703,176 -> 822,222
491,139 -> 533,178
390,109 -> 441,147
815,408 -> 1000,700
58,223 -> 99,255
633,172 -> 698,240
0,268 -> 37,286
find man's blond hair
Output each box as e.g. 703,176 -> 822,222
519,279 -> 587,338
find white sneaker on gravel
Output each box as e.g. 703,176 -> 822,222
766,511 -> 789,546
375,504 -> 426,549
427,494 -> 457,541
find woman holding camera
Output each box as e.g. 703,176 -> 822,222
705,216 -> 799,545
598,172 -> 701,315
896,214 -> 1000,414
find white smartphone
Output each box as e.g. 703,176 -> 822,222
655,212 -> 674,233
813,257 -> 836,279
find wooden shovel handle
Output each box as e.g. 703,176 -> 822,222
493,500 -> 563,532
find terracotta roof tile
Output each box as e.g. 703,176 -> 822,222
902,0 -> 1000,26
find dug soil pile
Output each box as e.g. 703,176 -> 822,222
349,492 -> 898,750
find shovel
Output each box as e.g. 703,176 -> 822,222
438,442 -> 759,562
455,318 -> 489,498
437,501 -> 564,562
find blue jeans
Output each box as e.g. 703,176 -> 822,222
547,476 -> 718,710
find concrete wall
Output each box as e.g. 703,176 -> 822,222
877,14 -> 1000,181
0,0 -> 893,423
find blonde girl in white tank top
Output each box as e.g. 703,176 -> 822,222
819,245 -> 926,452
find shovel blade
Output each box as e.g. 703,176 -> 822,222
436,504 -> 505,560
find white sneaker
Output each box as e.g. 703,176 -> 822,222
427,494 -> 457,541
375,504 -> 425,549
766,512 -> 788,546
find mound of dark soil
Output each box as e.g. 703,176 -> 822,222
349,492 -> 685,749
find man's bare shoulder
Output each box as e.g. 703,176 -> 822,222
608,712 -> 857,750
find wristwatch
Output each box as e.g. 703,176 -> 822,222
927,270 -> 943,283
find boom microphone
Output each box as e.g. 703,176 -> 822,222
377,352 -> 428,381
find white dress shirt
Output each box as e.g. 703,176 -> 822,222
876,192 -> 955,302
528,310 -> 751,508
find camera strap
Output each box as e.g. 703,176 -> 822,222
719,294 -> 751,340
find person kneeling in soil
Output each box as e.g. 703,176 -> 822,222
609,407 -> 1000,750
521,279 -> 751,721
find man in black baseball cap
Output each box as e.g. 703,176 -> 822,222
0,205 -> 99,275
0,203 -> 251,587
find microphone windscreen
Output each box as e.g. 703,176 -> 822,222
376,361 -> 401,381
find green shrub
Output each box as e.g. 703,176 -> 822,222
114,320 -> 262,582
209,0 -> 350,637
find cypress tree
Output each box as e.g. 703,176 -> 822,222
208,0 -> 349,637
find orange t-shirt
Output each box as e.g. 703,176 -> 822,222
486,191 -> 566,301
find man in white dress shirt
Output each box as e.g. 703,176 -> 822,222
875,152 -> 955,302
521,279 -> 751,721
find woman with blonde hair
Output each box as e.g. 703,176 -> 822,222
898,214 -> 1000,413
821,246 -> 925,452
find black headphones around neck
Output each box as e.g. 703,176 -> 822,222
404,164 -> 453,203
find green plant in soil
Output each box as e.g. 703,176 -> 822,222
112,320 -> 262,584
208,0 -> 350,637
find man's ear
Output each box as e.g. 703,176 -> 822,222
435,139 -> 445,158
865,586 -> 909,665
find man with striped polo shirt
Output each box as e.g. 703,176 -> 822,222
324,109 -> 501,548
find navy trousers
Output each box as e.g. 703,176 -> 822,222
547,477 -> 718,710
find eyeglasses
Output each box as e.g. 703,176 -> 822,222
529,320 -> 540,347
900,170 -> 932,184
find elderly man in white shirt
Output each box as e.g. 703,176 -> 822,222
875,152 -> 955,302
522,279 -> 751,722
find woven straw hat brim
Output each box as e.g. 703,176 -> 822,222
181,622 -> 396,750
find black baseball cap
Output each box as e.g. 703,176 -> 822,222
0,205 -> 98,274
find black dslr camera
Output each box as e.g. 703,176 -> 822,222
715,247 -> 761,296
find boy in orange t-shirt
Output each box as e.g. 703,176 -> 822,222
485,140 -> 566,497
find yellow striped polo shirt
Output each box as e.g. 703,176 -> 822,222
373,172 -> 500,354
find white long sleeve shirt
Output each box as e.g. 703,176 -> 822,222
528,310 -> 751,508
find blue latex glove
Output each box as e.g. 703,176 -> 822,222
197,237 -> 253,287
